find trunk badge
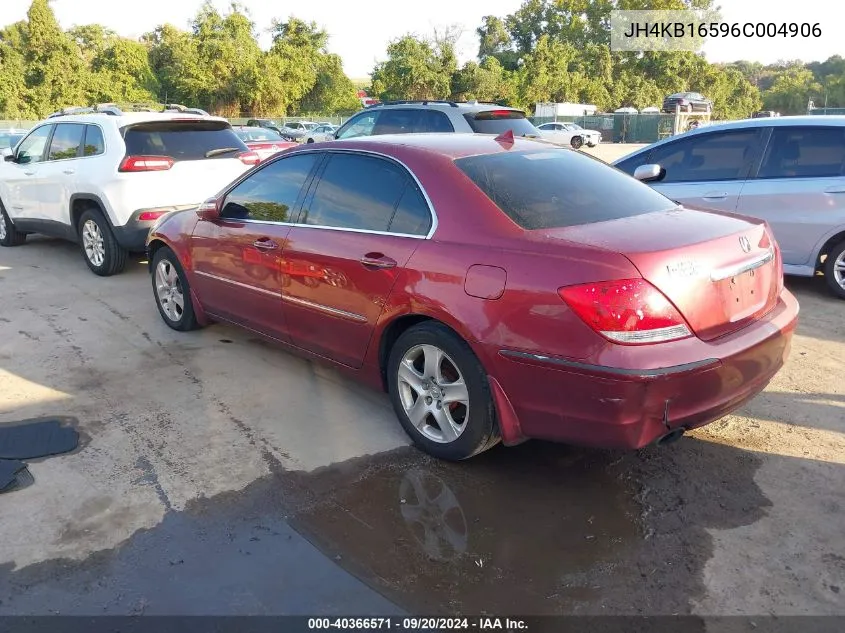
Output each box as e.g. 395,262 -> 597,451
739,236 -> 752,253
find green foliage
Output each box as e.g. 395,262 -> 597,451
371,35 -> 452,101
0,0 -> 361,118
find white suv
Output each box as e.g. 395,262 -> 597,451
0,106 -> 258,275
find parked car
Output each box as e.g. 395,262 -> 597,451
613,116 -> 845,298
146,133 -> 798,461
536,122 -> 601,149
232,126 -> 297,160
305,124 -> 338,144
753,111 -> 781,118
246,118 -> 292,139
662,92 -> 712,114
333,101 -> 540,140
614,107 -> 639,114
280,121 -> 318,141
0,104 -> 258,275
0,128 -> 28,158
641,107 -> 661,114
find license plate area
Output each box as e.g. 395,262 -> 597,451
723,267 -> 768,322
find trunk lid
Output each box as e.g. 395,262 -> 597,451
157,158 -> 249,204
541,207 -> 780,341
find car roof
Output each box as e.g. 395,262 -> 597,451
298,132 -> 561,160
362,101 -> 524,114
38,112 -> 229,126
615,115 -> 845,162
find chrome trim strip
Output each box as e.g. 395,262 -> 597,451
710,248 -> 774,282
499,349 -> 720,378
194,270 -> 281,298
281,294 -> 368,323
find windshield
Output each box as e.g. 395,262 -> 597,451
455,150 -> 675,230
568,124 -> 583,130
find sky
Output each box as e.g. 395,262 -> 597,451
0,0 -> 840,78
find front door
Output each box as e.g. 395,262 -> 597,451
0,124 -> 53,222
281,151 -> 434,368
190,152 -> 321,341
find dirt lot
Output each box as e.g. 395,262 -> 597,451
0,146 -> 843,617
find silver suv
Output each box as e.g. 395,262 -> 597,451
614,116 -> 845,299
333,101 -> 540,140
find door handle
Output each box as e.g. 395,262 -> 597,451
252,238 -> 279,250
24,170 -> 36,176
824,186 -> 845,194
360,253 -> 397,269
702,191 -> 729,199
63,169 -> 75,175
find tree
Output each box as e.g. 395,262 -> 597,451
371,35 -> 452,101
762,67 -> 822,114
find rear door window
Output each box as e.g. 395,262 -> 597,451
389,183 -> 432,235
83,125 -> 105,156
372,109 -> 424,135
648,129 -> 761,183
48,124 -> 85,161
222,153 -> 319,222
455,149 -> 675,230
301,153 -> 408,231
464,110 -> 540,136
757,126 -> 845,179
122,120 -> 248,162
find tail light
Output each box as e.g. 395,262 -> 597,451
118,155 -> 174,172
559,279 -> 692,345
238,151 -> 261,166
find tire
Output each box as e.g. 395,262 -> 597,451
306,138 -> 315,144
0,201 -> 26,247
77,208 -> 127,276
570,136 -> 584,149
387,322 -> 500,461
151,246 -> 199,331
823,240 -> 845,300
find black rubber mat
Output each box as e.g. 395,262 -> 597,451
0,459 -> 28,493
0,418 -> 79,460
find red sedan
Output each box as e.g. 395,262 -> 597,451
146,133 -> 799,461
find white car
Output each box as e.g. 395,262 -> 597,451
304,124 -> 338,143
536,122 -> 602,149
0,105 -> 257,275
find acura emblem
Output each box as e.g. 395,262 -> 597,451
739,236 -> 752,253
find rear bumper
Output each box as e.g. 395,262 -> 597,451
485,289 -> 799,449
113,206 -> 197,251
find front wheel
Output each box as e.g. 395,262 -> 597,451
78,209 -> 127,276
152,246 -> 200,331
0,202 -> 26,247
306,138 -> 315,144
824,240 -> 845,300
570,136 -> 584,149
387,322 -> 500,461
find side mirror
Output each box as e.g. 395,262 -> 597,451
633,164 -> 665,183
197,197 -> 221,221
4,153 -> 15,162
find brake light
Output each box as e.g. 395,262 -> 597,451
138,209 -> 168,221
238,151 -> 261,166
558,279 -> 692,345
118,155 -> 174,172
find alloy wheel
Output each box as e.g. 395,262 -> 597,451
82,219 -> 105,267
397,344 -> 470,443
0,213 -> 7,241
834,250 -> 845,290
155,259 -> 185,322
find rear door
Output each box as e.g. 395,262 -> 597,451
736,125 -> 845,268
645,128 -> 765,213
191,152 -> 321,341
281,151 -> 433,368
38,123 -> 86,225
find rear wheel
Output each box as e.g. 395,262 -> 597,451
306,138 -> 315,144
0,202 -> 26,247
78,209 -> 127,276
824,240 -> 845,299
152,246 -> 199,331
570,135 -> 584,149
387,322 -> 500,461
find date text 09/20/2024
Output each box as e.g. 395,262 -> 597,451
307,618 -> 527,630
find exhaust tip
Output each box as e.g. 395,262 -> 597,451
656,428 -> 685,446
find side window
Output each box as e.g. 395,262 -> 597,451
389,183 -> 432,235
336,112 -> 379,139
372,109 -> 424,135
757,127 -> 845,179
83,125 -> 105,157
15,125 -> 53,164
301,153 -> 407,231
48,124 -> 85,161
419,110 -> 454,133
649,130 -> 760,183
222,153 -> 318,222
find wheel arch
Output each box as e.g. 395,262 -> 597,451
816,229 -> 845,271
70,194 -> 114,231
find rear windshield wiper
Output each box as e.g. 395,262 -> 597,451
205,147 -> 241,158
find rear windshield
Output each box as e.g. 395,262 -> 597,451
122,120 -> 248,161
455,150 -> 676,230
464,110 -> 539,137
235,128 -> 284,142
